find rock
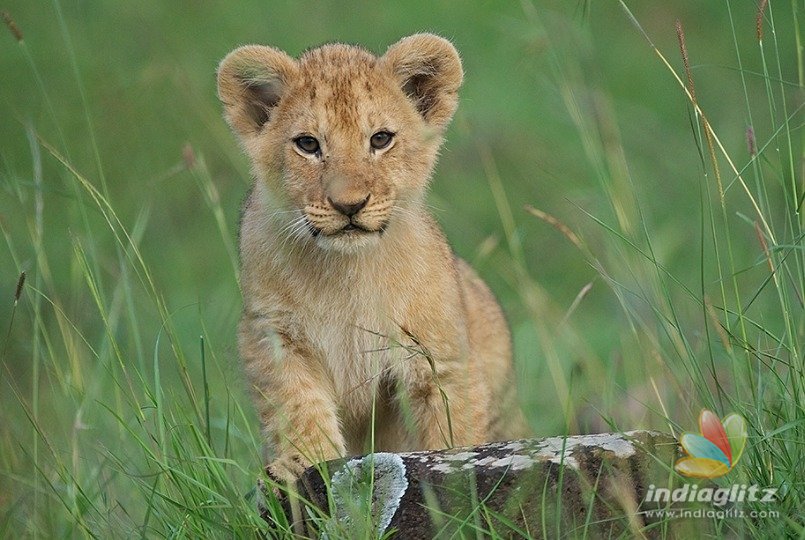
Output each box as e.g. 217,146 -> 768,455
266,431 -> 701,538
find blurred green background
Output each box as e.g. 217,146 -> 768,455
1,0 -> 801,536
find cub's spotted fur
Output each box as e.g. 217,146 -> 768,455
218,33 -> 527,483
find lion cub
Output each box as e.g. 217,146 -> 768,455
218,34 -> 525,483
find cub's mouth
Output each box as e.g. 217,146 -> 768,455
306,220 -> 388,238
340,223 -> 370,233
303,216 -> 390,253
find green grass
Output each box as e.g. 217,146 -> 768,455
1,0 -> 802,537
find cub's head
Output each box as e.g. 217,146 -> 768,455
217,34 -> 462,253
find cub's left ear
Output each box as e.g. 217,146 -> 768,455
380,34 -> 463,130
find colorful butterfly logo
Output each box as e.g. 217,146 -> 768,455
674,409 -> 747,478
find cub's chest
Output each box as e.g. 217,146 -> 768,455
303,292 -> 406,381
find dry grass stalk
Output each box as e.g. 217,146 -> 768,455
1,11 -> 22,42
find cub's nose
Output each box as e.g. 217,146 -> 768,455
328,195 -> 370,217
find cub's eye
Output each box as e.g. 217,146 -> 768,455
370,131 -> 394,150
294,135 -> 320,155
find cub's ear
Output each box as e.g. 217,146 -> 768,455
380,34 -> 463,130
217,45 -> 298,138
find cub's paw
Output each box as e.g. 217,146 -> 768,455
266,454 -> 310,490
257,456 -> 309,522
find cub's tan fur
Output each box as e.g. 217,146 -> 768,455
218,34 -> 526,483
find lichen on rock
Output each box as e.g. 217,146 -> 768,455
322,452 -> 408,537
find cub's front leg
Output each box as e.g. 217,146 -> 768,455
239,314 -> 346,484
404,359 -> 486,450
398,327 -> 487,450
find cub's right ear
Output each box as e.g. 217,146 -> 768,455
217,45 -> 298,139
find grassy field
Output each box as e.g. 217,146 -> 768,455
1,0 -> 802,537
